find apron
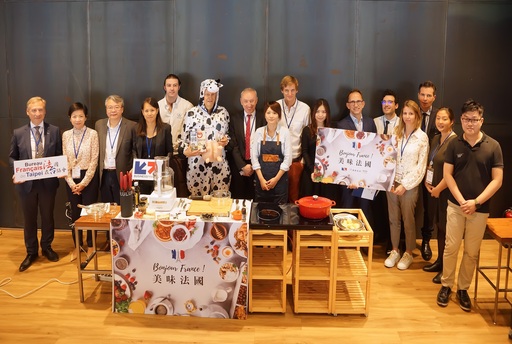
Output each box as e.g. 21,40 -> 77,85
255,130 -> 288,204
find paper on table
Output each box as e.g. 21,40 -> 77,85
127,219 -> 152,251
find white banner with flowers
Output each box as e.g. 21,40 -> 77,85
313,128 -> 397,191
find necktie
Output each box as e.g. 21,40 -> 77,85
384,120 -> 389,135
421,113 -> 428,132
34,126 -> 44,158
245,114 -> 252,160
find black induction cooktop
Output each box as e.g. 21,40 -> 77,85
249,202 -> 334,230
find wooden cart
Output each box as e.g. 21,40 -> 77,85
248,229 -> 288,313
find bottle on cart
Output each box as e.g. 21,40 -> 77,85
133,181 -> 140,208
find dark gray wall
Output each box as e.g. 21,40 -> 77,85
1,0 -> 511,229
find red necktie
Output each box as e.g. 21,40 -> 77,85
245,114 -> 252,160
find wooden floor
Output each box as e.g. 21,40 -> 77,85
0,228 -> 510,343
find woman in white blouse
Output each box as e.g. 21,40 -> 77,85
62,103 -> 99,261
385,100 -> 429,270
251,101 -> 292,204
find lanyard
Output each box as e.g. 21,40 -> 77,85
31,127 -> 43,153
108,123 -> 121,153
146,136 -> 153,158
429,131 -> 453,165
73,128 -> 87,162
400,129 -> 416,159
281,100 -> 297,129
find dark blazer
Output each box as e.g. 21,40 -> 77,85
337,115 -> 377,133
227,111 -> 265,171
425,107 -> 440,141
95,117 -> 137,182
134,123 -> 173,159
9,122 -> 62,194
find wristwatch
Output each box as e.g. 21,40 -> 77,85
474,198 -> 481,209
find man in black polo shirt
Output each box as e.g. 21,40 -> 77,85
436,99 -> 503,311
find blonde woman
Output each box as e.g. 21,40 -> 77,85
385,100 -> 429,270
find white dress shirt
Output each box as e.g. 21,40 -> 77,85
374,114 -> 399,135
277,98 -> 310,159
250,125 -> 292,172
158,96 -> 193,153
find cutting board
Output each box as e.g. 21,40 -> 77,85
187,199 -> 233,216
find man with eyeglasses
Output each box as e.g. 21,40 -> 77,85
417,81 -> 440,262
374,89 -> 400,135
95,95 -> 136,250
373,90 -> 400,247
437,99 -> 503,311
337,89 -> 377,229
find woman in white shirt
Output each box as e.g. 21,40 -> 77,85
385,100 -> 429,270
251,101 -> 292,204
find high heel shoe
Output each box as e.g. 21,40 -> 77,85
423,259 -> 442,272
433,271 -> 442,284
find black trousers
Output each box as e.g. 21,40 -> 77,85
66,170 -> 99,247
20,180 -> 57,255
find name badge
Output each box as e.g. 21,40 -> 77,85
72,166 -> 81,179
107,156 -> 116,167
425,167 -> 434,185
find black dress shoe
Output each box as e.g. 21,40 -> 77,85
42,248 -> 59,262
432,271 -> 442,284
19,254 -> 38,272
421,240 -> 432,261
456,290 -> 472,312
437,286 -> 451,307
423,259 -> 442,272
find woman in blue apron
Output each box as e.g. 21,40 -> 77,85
251,101 -> 292,204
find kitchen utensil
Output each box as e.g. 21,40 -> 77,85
295,195 -> 336,219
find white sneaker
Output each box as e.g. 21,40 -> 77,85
397,252 -> 413,270
385,250 -> 401,268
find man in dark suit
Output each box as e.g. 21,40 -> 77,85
417,81 -> 439,263
95,95 -> 136,249
9,97 -> 62,272
418,81 -> 439,140
337,89 -> 377,231
227,88 -> 265,199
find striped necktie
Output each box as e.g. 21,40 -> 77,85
34,126 -> 44,158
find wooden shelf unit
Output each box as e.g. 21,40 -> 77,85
249,229 -> 288,313
292,230 -> 333,313
331,208 -> 373,316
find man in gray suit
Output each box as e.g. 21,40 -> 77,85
95,95 -> 136,249
9,96 -> 62,272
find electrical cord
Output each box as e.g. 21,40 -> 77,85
0,275 -> 93,299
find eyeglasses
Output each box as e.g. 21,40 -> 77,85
461,117 -> 482,124
107,105 -> 122,111
347,100 -> 364,105
381,100 -> 394,105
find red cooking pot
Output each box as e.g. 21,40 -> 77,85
295,195 -> 336,219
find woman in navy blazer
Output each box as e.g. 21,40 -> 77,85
133,97 -> 173,194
